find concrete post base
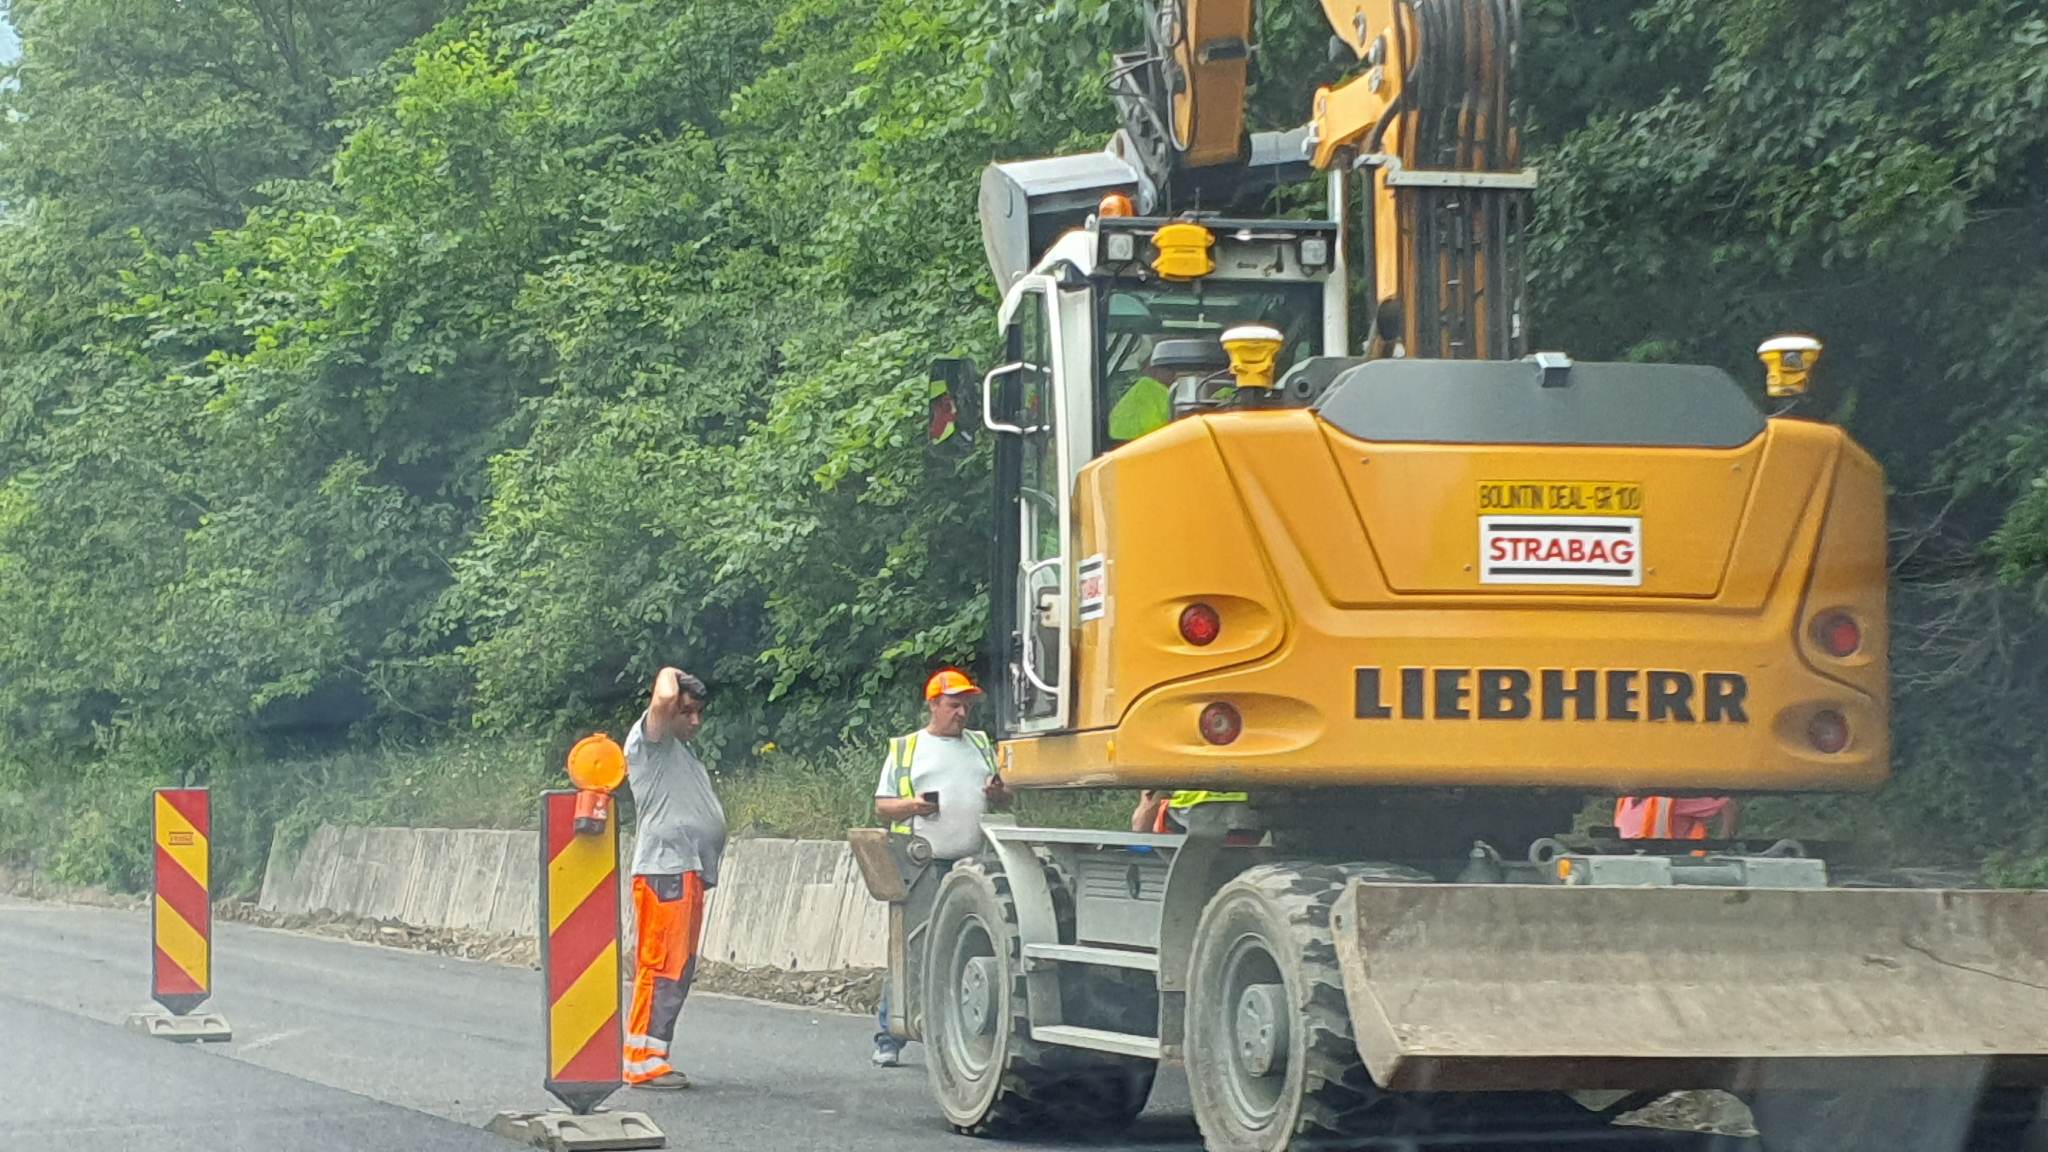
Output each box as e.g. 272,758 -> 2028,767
125,1010 -> 233,1043
485,1109 -> 666,1151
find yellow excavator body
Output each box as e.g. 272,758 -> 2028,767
1005,400 -> 1886,792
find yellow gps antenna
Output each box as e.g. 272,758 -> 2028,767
1222,324 -> 1285,391
1758,335 -> 1823,400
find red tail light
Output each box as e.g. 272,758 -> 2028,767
1179,603 -> 1221,646
1812,611 -> 1862,658
1198,701 -> 1242,745
1808,710 -> 1849,754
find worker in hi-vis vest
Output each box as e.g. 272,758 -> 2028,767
1131,789 -> 1250,834
1613,795 -> 1738,840
869,668 -> 1009,1067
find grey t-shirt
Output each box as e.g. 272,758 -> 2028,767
624,716 -> 728,887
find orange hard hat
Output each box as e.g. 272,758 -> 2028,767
565,733 -> 627,792
924,668 -> 982,700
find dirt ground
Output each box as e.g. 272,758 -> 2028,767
0,865 -> 144,909
1617,1091 -> 1758,1138
215,901 -> 545,967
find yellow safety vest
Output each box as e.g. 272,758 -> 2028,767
1152,789 -> 1250,832
1166,789 -> 1248,810
886,729 -> 997,835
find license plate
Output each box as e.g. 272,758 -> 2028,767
1477,480 -> 1642,516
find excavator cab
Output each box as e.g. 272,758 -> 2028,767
1100,282 -> 1320,443
975,197 -> 1344,736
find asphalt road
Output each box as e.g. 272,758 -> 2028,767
2,992 -> 510,1151
0,895 -> 1205,1152
0,896 -> 1707,1152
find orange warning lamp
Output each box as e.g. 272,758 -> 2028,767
566,734 -> 627,836
1098,192 -> 1135,219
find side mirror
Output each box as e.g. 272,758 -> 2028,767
928,357 -> 980,449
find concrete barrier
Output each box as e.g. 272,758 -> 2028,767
258,824 -> 887,971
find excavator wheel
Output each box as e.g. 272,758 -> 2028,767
1185,862 -> 1436,1152
922,855 -> 1155,1137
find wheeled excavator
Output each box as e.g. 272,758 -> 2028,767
850,2 -> 2048,1148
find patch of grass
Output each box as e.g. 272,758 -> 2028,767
715,745 -> 878,840
0,781 -> 88,885
1984,850 -> 2048,889
271,735 -> 563,839
257,733 -> 1134,868
715,743 -> 1132,840
1012,788 -> 1132,832
2,728 -> 1140,898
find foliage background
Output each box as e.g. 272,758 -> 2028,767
1,0 -> 2044,891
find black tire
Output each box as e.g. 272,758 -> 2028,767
921,855 -> 1156,1136
1185,862 -> 1430,1152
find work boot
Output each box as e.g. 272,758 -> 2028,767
631,1070 -> 692,1091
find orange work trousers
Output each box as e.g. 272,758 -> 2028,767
623,872 -> 706,1084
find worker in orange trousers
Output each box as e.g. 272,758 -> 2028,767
621,667 -> 726,1090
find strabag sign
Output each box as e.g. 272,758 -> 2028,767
1480,515 -> 1641,585
1479,481 -> 1643,587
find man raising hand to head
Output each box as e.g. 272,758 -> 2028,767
622,667 -> 726,1091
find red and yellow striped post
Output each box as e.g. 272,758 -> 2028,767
151,787 -> 213,1015
540,787 -> 624,1114
488,760 -> 660,1148
128,786 -> 232,1042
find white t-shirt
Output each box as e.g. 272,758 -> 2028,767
875,731 -> 994,860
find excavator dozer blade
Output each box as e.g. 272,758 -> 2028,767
1328,882 -> 2048,1093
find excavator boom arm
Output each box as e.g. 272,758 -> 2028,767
1117,0 -> 1529,359
1170,0 -> 1256,167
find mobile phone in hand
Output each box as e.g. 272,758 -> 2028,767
922,790 -> 941,813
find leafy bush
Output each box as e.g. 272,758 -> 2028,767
4,0 -> 2048,886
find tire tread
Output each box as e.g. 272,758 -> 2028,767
1189,861 -> 1428,1150
941,856 -> 1156,1137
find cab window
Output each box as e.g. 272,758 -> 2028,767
1097,281 -> 1323,452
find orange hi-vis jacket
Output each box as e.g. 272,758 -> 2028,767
1613,796 -> 1734,841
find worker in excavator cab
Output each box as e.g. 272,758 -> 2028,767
1614,795 -> 1739,841
1106,336 -> 1244,444
1106,343 -> 1175,443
